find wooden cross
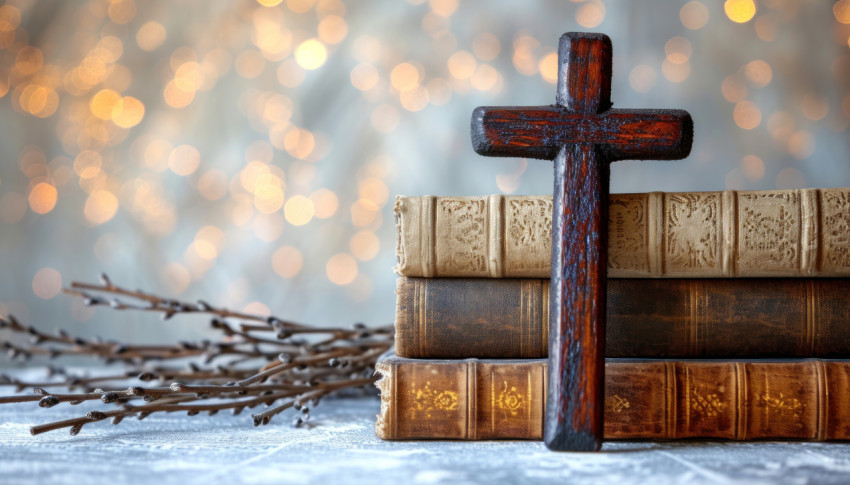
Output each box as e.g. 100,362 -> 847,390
470,32 -> 692,451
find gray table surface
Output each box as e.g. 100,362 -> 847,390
2,391 -> 850,485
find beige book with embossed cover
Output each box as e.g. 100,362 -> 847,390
394,189 -> 850,278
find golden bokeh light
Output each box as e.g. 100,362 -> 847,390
295,39 -> 328,70
111,96 -> 145,128
15,46 -> 43,75
835,0 -> 850,24
272,245 -> 303,278
575,2 -> 605,28
198,169 -> 229,200
162,262 -> 191,295
662,59 -> 690,83
391,62 -> 420,92
755,14 -> 777,42
538,52 -> 558,84
448,50 -> 477,80
32,267 -> 62,300
628,64 -> 657,93
318,15 -> 348,44
733,100 -> 761,130
137,21 -> 167,51
744,60 -> 772,88
287,0 -> 316,13
84,189 -> 119,225
358,177 -> 389,207
253,173 -> 286,214
235,49 -> 266,79
740,155 -> 765,181
473,33 -> 501,61
310,188 -> 338,218
350,63 -> 379,91
680,1 -> 709,30
0,5 -> 21,32
788,130 -> 815,159
284,194 -> 315,225
801,94 -> 829,121
326,253 -> 358,285
665,37 -> 692,64
400,86 -> 429,111
350,230 -> 380,261
163,77 -> 196,108
725,0 -> 756,23
168,145 -> 201,176
108,0 -> 137,24
429,0 -> 458,17
512,34 -> 540,76
257,0 -> 284,6
28,182 -> 58,214
721,74 -> 748,103
74,150 -> 102,178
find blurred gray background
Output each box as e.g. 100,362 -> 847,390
0,0 -> 848,353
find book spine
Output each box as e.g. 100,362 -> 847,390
394,277 -> 850,358
375,357 -> 850,441
393,189 -> 850,278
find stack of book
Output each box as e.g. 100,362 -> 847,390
375,189 -> 850,441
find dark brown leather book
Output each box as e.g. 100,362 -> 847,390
394,277 -> 850,358
375,356 -> 850,441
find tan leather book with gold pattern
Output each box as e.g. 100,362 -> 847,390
394,189 -> 850,278
375,356 -> 850,441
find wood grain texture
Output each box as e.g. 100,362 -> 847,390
394,189 -> 850,279
470,32 -> 693,451
394,277 -> 850,359
376,356 -> 850,441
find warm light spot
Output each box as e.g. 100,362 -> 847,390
371,104 -> 400,133
284,195 -> 314,225
277,58 -> 306,87
240,161 -> 272,192
496,173 -> 520,194
350,230 -> 380,261
198,169 -> 229,200
137,21 -> 167,51
90,89 -> 121,120
801,94 -> 829,121
283,128 -> 315,159
0,5 -> 21,32
576,2 -> 605,28
628,64 -> 657,93
111,96 -> 145,128
243,301 -> 271,316
400,86 -> 429,111
835,0 -> 850,24
318,15 -> 347,44
295,39 -> 327,70
168,145 -> 201,176
350,199 -> 379,226
310,188 -> 338,218
253,174 -> 285,214
163,78 -> 196,108
663,59 -> 691,83
326,253 -> 358,285
196,225 -> 224,248
512,35 -> 540,76
74,150 -> 102,178
21,85 -> 59,118
108,0 -> 136,24
665,37 -> 692,64
235,49 -> 266,79
162,262 -> 191,294
733,100 -> 761,130
448,51 -> 477,80
84,190 -> 119,225
28,182 -> 57,214
721,74 -> 748,103
473,33 -> 501,61
391,62 -> 420,92
725,0 -> 756,23
32,268 -> 62,300
143,139 -> 172,171
788,131 -> 815,159
744,60 -> 772,88
776,167 -> 805,189
538,52 -> 558,84
15,46 -> 43,75
358,177 -> 389,207
286,0 -> 316,13
680,1 -> 709,30
192,240 -> 218,260
741,155 -> 765,181
258,0 -> 283,5
272,246 -> 303,278
755,15 -> 777,42
350,63 -> 379,91
429,0 -> 458,17
1,192 -> 27,224
471,63 -> 499,91
426,78 -> 452,105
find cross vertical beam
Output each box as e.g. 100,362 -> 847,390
470,32 -> 693,451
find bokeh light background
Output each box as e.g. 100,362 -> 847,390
1,0 -> 849,349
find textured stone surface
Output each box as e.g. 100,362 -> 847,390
3,393 -> 850,484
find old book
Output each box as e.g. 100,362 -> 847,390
394,189 -> 850,278
394,277 -> 850,359
375,356 -> 850,441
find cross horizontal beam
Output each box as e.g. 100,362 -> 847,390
471,107 -> 693,161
